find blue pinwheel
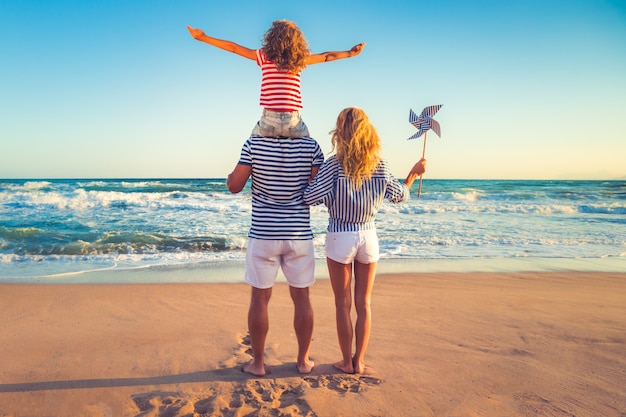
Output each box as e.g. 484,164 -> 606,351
408,105 -> 442,140
407,104 -> 443,197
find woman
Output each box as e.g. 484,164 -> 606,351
304,107 -> 426,374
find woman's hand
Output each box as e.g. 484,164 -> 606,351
404,158 -> 427,189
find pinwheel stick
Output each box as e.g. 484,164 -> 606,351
418,131 -> 428,198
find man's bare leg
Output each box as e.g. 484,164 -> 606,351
243,286 -> 272,376
290,286 -> 315,374
327,258 -> 355,374
353,260 -> 377,374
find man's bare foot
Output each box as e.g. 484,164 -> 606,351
333,360 -> 354,374
297,358 -> 315,374
353,357 -> 366,374
242,361 -> 266,377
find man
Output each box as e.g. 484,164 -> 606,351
226,134 -> 323,376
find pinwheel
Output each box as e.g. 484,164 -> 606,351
408,104 -> 443,197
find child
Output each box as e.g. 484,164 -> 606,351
187,20 -> 365,138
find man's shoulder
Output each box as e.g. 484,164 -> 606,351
294,136 -> 321,148
247,135 -> 320,146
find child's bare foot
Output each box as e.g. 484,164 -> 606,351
242,361 -> 266,377
333,360 -> 354,374
297,358 -> 315,374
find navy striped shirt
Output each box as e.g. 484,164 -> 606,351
238,135 -> 324,239
303,155 -> 410,232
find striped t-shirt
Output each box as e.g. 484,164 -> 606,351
256,50 -> 303,112
238,135 -> 324,239
303,155 -> 410,232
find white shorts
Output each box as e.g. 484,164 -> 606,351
245,238 -> 315,289
325,230 -> 380,265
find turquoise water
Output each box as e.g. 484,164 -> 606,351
1,179 -> 624,281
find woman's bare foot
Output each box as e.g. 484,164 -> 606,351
333,360 -> 354,374
242,360 -> 266,377
297,358 -> 315,374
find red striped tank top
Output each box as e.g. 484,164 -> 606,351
256,49 -> 303,112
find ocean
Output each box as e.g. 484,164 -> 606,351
1,179 -> 624,283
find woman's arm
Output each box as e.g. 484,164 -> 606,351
384,158 -> 427,203
303,157 -> 337,205
403,158 -> 427,189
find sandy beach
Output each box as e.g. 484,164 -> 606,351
1,271 -> 625,416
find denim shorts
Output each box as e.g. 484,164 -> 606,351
325,230 -> 380,265
251,109 -> 310,138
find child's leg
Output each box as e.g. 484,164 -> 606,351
277,111 -> 309,137
253,110 -> 309,138
285,116 -> 310,138
251,114 -> 276,137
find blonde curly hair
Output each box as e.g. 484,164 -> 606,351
331,107 -> 382,189
261,20 -> 310,73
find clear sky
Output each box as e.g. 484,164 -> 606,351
1,0 -> 625,180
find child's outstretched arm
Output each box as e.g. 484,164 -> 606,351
187,26 -> 256,60
306,42 -> 366,65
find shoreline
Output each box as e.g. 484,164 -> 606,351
1,271 -> 624,416
2,255 -> 625,284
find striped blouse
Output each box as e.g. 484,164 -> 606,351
303,155 -> 410,232
256,50 -> 303,112
238,135 -> 324,240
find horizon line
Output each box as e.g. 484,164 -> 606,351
2,177 -> 625,181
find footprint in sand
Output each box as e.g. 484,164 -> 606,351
131,374 -> 380,416
191,380 -> 313,416
219,331 -> 253,369
131,390 -> 194,416
303,373 -> 382,394
242,380 -> 309,410
131,332 -> 381,416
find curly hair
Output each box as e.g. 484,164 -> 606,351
261,20 -> 310,73
330,107 -> 382,189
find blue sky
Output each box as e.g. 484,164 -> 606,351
1,0 -> 625,179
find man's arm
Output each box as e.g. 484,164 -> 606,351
308,166 -> 319,183
306,42 -> 365,65
226,164 -> 252,194
187,26 -> 257,60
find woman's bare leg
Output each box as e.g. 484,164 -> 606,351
327,257 -> 355,373
353,260 -> 377,374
